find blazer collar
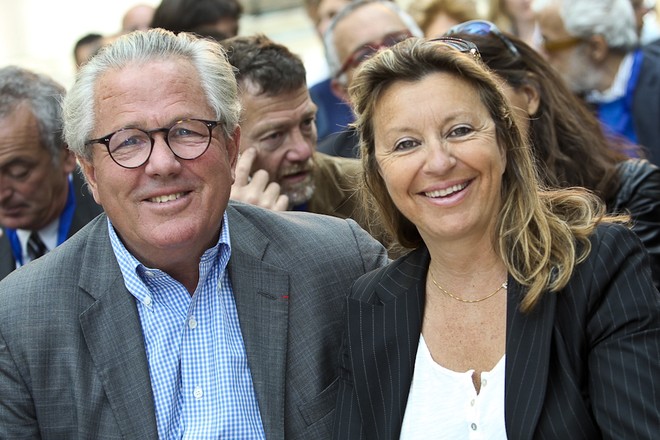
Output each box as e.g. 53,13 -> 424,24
504,279 -> 556,440
347,245 -> 557,440
346,246 -> 429,439
77,215 -> 158,438
226,205 -> 290,439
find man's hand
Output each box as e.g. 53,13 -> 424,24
231,148 -> 289,211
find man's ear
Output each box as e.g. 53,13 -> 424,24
60,146 -> 78,174
228,126 -> 241,182
78,157 -> 101,205
587,34 -> 609,64
330,77 -> 350,104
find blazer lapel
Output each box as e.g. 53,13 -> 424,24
227,206 -> 290,439
77,217 -> 158,438
504,280 -> 557,440
0,234 -> 14,280
347,247 -> 429,440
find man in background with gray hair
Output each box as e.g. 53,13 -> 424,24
318,0 -> 423,158
535,0 -> 660,165
0,66 -> 102,279
0,29 -> 387,438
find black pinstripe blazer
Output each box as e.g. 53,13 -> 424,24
333,223 -> 660,439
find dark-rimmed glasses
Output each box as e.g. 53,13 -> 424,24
86,118 -> 221,169
428,36 -> 481,60
541,36 -> 584,53
444,19 -> 520,58
335,30 -> 413,78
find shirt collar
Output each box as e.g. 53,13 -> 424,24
586,52 -> 634,103
108,212 -> 232,299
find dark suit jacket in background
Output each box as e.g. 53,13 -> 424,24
334,223 -> 660,439
0,201 -> 388,439
633,42 -> 660,166
317,127 -> 360,159
0,169 -> 102,280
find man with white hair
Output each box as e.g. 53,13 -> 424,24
534,0 -> 660,165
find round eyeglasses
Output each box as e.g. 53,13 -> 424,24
85,118 -> 221,169
335,30 -> 414,78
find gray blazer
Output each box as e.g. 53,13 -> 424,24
0,201 -> 388,439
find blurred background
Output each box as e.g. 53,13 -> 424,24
0,0 -> 417,90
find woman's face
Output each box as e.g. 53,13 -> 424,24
373,72 -> 507,245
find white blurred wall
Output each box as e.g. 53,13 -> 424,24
0,0 -> 321,90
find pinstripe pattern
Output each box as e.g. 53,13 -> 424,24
334,223 -> 660,439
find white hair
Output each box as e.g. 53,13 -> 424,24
63,29 -> 241,161
534,0 -> 638,50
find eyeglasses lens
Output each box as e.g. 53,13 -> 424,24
109,119 -> 211,168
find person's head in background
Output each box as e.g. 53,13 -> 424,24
533,0 -> 638,95
408,0 -> 481,38
305,0 -> 350,37
445,22 -> 632,202
220,34 -> 318,207
489,0 -> 539,48
0,67 -> 76,231
73,33 -> 104,68
121,4 -> 155,33
323,0 -> 423,103
151,0 -> 242,37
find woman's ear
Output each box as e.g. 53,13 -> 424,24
520,80 -> 541,117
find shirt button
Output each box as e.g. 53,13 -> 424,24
188,317 -> 197,329
193,387 -> 203,399
470,399 -> 475,406
482,378 -> 487,387
144,296 -> 152,306
471,423 -> 477,431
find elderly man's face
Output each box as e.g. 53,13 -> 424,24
0,103 -> 76,230
238,83 -> 317,206
80,59 -> 239,269
332,3 -> 412,96
536,4 -> 598,93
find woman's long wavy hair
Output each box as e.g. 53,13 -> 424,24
350,37 -> 620,311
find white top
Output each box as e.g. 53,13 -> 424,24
400,335 -> 507,439
586,52 -> 634,104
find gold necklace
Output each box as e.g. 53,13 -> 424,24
429,270 -> 507,303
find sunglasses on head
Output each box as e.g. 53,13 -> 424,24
335,30 -> 413,78
444,19 -> 520,58
427,36 -> 482,60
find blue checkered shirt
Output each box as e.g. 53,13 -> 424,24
108,215 -> 266,438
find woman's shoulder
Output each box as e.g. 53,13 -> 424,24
351,246 -> 429,303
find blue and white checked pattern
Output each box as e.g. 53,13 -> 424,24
108,215 -> 266,439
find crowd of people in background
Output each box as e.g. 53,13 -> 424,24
1,0 -> 658,438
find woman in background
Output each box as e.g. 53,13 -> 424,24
488,0 -> 539,49
408,0 -> 481,37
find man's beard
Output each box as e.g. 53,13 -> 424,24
278,159 -> 316,207
283,178 -> 315,207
